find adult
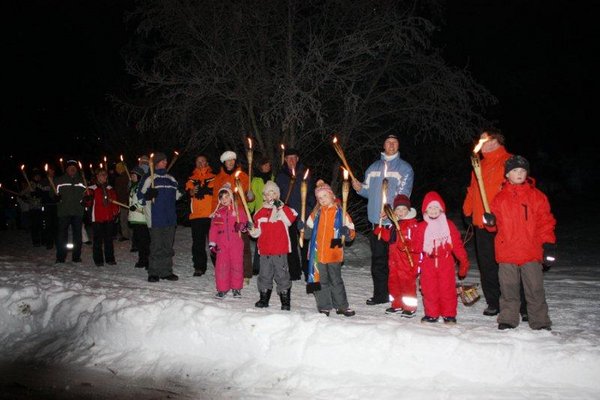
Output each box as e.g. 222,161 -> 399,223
185,154 -> 216,277
114,162 -> 131,242
54,159 -> 87,263
352,134 -> 414,305
41,164 -> 59,250
462,129 -> 511,316
140,152 -> 182,282
275,148 -> 315,281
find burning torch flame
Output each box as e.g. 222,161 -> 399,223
174,150 -> 179,156
280,144 -> 285,150
333,136 -> 338,144
303,169 -> 310,180
20,164 -> 25,171
78,161 -> 83,169
343,168 -> 349,180
235,170 -> 241,179
120,154 -> 124,162
44,164 -> 48,172
473,135 -> 490,154
100,163 -> 104,169
291,168 -> 296,178
247,138 -> 253,149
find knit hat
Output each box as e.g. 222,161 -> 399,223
220,151 -> 237,163
421,191 -> 446,214
131,166 -> 145,177
504,155 -> 530,175
263,181 -> 280,199
314,180 -> 335,198
153,152 -> 167,166
393,194 -> 411,210
284,148 -> 299,157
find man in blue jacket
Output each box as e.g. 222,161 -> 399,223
352,135 -> 414,305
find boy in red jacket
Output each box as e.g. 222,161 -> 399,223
484,155 -> 556,330
249,181 -> 297,310
414,191 -> 469,324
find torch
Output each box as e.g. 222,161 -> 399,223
167,150 -> 180,172
470,135 -> 491,213
149,153 -> 155,189
59,158 -> 65,174
280,143 -> 285,166
299,168 -> 309,248
246,138 -> 253,184
284,167 -> 296,204
120,155 -> 131,180
44,163 -> 58,195
234,171 -> 253,225
341,168 -> 350,244
20,165 -> 33,191
78,161 -> 88,188
377,162 -> 388,240
0,183 -> 20,196
332,135 -> 358,182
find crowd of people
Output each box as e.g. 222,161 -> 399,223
3,130 -> 557,329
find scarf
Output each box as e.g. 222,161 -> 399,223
423,213 -> 452,255
306,205 -> 343,293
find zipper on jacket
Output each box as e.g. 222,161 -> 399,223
521,203 -> 528,220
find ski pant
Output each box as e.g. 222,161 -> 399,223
369,231 -> 390,303
132,223 -> 150,268
149,225 -> 176,278
214,242 -> 244,292
252,238 -> 260,275
92,221 -> 115,264
43,204 -> 58,249
287,221 -> 308,281
420,256 -> 457,318
314,262 -> 350,311
474,227 -> 501,310
119,208 -> 130,239
243,234 -> 253,279
57,215 -> 83,262
257,254 -> 291,293
498,262 -> 551,329
190,217 -> 214,273
30,209 -> 44,246
389,249 -> 418,311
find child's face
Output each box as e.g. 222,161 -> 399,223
220,192 -> 232,206
131,174 -> 138,183
506,168 -> 528,185
96,172 -> 108,184
263,190 -> 277,203
316,191 -> 335,207
425,204 -> 442,219
394,205 -> 409,219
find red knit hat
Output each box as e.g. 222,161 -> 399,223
421,191 -> 446,214
393,194 -> 411,210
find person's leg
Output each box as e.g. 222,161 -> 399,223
368,232 -> 389,303
137,225 -> 151,268
71,216 -> 83,262
314,263 -> 333,311
190,218 -> 204,273
92,222 -> 104,265
475,228 -> 500,312
521,262 -> 552,329
328,263 -> 349,310
104,222 -> 116,263
287,224 -> 302,280
56,216 -> 69,262
497,263 -> 521,328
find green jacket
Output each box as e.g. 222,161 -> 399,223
54,173 -> 86,217
248,174 -> 274,213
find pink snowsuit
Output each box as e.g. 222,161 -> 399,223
209,203 -> 248,292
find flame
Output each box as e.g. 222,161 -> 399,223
343,168 -> 349,180
59,158 -> 63,163
247,137 -> 252,149
103,156 -> 107,163
20,164 -> 25,171
100,163 -> 104,169
303,169 -> 310,180
137,157 -> 141,162
89,163 -> 93,169
173,150 -> 179,156
382,189 -> 387,204
120,154 -> 124,162
78,161 -> 83,169
280,144 -> 285,150
292,168 -> 296,178
45,163 -> 48,172
150,153 -> 154,159
473,135 -> 490,154
235,170 -> 241,178
333,136 -> 338,144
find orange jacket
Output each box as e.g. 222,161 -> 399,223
211,167 -> 250,212
463,145 -> 511,228
307,203 -> 356,264
185,166 -> 215,219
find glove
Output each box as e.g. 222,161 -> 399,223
194,186 -> 205,200
144,188 -> 159,201
272,199 -> 283,208
542,243 -> 556,268
339,226 -> 351,237
129,205 -> 137,212
463,214 -> 473,227
209,243 -> 220,254
482,212 -> 496,227
234,222 -> 248,233
373,226 -> 391,242
458,262 -> 469,280
296,220 -> 304,230
246,190 -> 255,202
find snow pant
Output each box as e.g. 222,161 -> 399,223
214,241 -> 244,292
474,227 -> 500,310
131,223 -> 150,268
29,209 -> 44,246
243,234 -> 253,279
369,231 -> 390,303
119,208 -> 130,239
420,256 -> 457,318
314,262 -> 350,311
498,262 -> 551,329
190,217 -> 214,273
92,221 -> 115,264
257,254 -> 291,293
389,248 -> 418,311
43,204 -> 58,249
149,225 -> 176,278
287,221 -> 308,281
57,215 -> 83,262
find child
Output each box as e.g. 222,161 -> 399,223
414,191 -> 469,324
209,184 -> 249,299
249,181 -> 297,310
484,155 -> 556,330
374,194 -> 420,317
85,168 -> 120,267
128,166 -> 150,269
304,181 -> 356,317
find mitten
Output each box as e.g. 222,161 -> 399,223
463,214 -> 473,227
542,243 -> 557,267
296,220 -> 305,230
374,226 -> 391,242
272,199 -> 283,208
482,212 -> 496,227
209,243 -> 220,254
144,188 -> 159,201
339,226 -> 351,237
129,205 -> 137,212
246,190 -> 255,202
234,222 -> 248,233
458,261 -> 469,280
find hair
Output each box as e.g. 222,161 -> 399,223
482,127 -> 505,145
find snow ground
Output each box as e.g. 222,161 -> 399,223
1,212 -> 599,399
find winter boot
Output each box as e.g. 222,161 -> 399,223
255,289 -> 272,308
280,289 -> 291,311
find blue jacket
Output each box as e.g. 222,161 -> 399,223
275,162 -> 315,214
357,152 -> 414,225
140,169 -> 181,228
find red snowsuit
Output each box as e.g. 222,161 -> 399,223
209,202 -> 248,292
414,192 -> 469,319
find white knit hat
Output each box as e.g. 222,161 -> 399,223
263,181 -> 280,199
220,151 -> 237,163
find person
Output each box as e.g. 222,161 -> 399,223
209,184 -> 249,298
140,152 -> 182,282
462,129 -> 512,317
352,134 -> 414,306
185,154 -> 215,277
114,162 -> 131,242
212,151 -> 253,283
483,155 -> 556,330
414,191 -> 469,324
20,169 -> 48,247
138,155 -> 151,175
249,181 -> 296,310
304,181 -> 356,317
374,194 -> 420,317
85,168 -> 119,266
41,165 -> 59,250
53,159 -> 87,264
248,156 -> 275,275
128,166 -> 150,269
275,148 -> 315,281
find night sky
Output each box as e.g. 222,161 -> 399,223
3,1 -> 596,188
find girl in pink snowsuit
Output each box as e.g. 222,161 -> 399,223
414,191 -> 469,324
209,185 -> 248,298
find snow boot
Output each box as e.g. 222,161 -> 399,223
498,323 -> 515,330
232,289 -> 242,298
255,289 -> 272,308
280,289 -> 291,311
400,310 -> 416,318
336,308 -> 356,317
421,316 -> 438,323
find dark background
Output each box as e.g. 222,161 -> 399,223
2,1 -> 596,208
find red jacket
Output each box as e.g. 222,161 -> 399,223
252,204 -> 297,255
491,178 -> 556,265
87,184 -> 119,223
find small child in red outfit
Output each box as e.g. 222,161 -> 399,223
414,191 -> 469,324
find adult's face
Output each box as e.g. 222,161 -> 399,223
259,162 -> 271,173
285,155 -> 299,171
224,159 -> 236,171
195,156 -> 208,169
481,134 -> 500,153
383,138 -> 399,156
66,165 -> 78,177
156,159 -> 168,169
